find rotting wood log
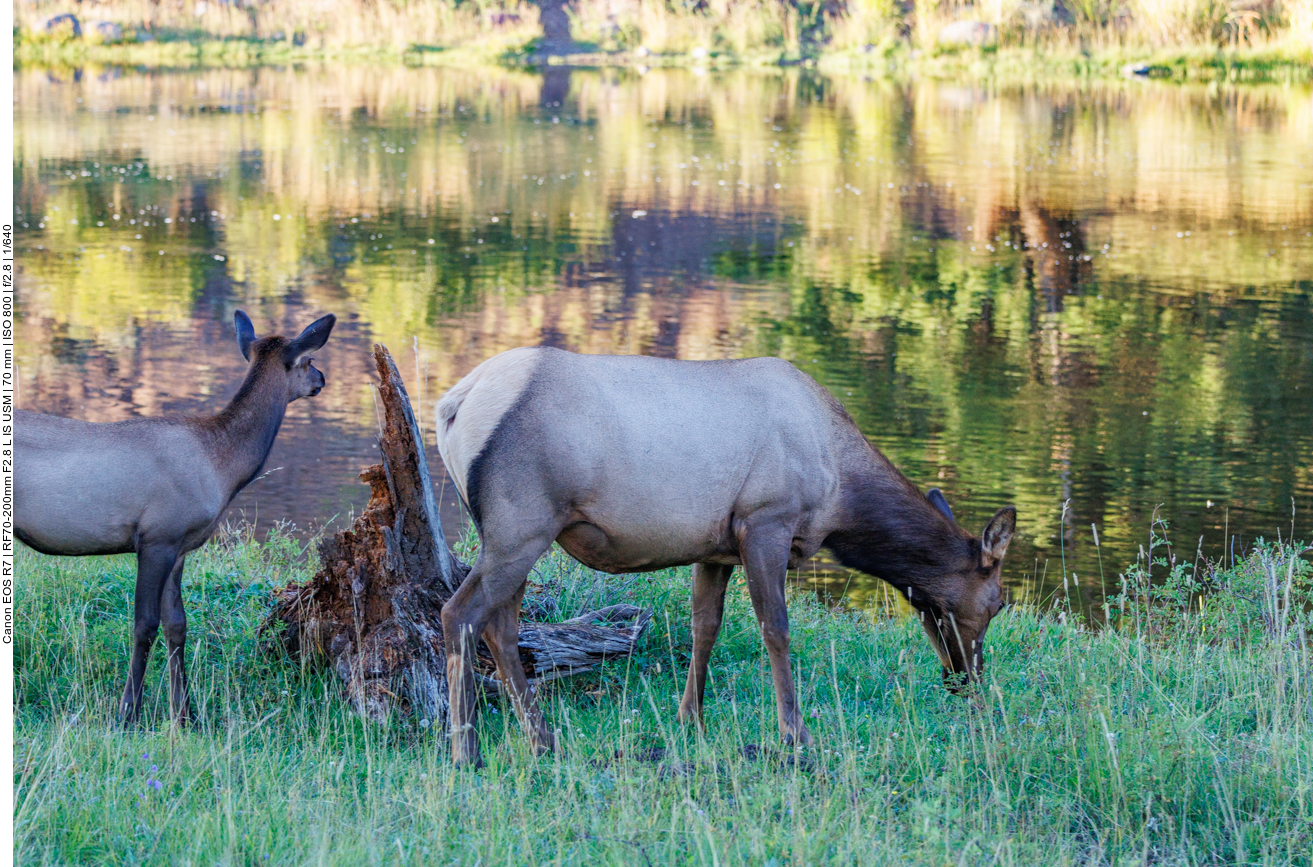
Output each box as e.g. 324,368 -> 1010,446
265,344 -> 651,733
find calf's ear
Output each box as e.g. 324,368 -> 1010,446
235,310 -> 257,361
980,507 -> 1017,569
284,313 -> 336,363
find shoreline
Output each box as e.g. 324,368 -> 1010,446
15,39 -> 1313,83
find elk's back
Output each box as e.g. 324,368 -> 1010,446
436,348 -> 851,571
15,410 -> 226,555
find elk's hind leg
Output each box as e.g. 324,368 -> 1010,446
119,544 -> 179,724
161,555 -> 193,725
678,562 -> 734,728
482,585 -> 556,756
442,532 -> 555,768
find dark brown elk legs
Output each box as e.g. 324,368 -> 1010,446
481,584 -> 556,756
741,528 -> 813,746
677,562 -> 733,728
444,576 -> 493,768
442,537 -> 552,767
161,555 -> 193,725
119,544 -> 178,724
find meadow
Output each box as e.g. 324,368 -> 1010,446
13,522 -> 1313,865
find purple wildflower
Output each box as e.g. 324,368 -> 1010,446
147,779 -> 163,792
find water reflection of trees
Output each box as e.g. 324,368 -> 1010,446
14,65 -> 1313,598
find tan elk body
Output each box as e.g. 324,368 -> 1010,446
436,347 -> 1016,767
16,311 -> 335,724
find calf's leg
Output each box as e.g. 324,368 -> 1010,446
678,562 -> 733,727
160,556 -> 193,725
119,544 -> 179,724
739,526 -> 813,746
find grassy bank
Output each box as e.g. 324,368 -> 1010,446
15,39 -> 1313,83
11,37 -> 529,69
13,525 -> 1313,864
13,0 -> 1313,80
822,41 -> 1313,81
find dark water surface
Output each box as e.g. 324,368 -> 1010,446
14,65 -> 1313,609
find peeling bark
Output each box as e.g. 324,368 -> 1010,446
266,345 -> 650,732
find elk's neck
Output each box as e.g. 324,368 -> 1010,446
207,362 -> 289,494
825,448 -> 972,597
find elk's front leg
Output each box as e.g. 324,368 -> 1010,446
739,524 -> 813,747
678,562 -> 733,728
120,544 -> 179,724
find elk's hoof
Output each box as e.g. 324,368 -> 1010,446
452,749 -> 485,769
528,723 -> 557,757
782,726 -> 814,747
451,729 -> 483,768
676,705 -> 706,731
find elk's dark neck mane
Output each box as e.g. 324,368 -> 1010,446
824,446 -> 975,594
201,343 -> 290,491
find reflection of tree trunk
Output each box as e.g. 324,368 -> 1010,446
1018,200 -> 1088,314
540,67 -> 571,107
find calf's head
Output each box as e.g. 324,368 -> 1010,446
921,489 -> 1016,691
235,310 -> 336,401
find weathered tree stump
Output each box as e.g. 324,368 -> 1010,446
266,345 -> 650,734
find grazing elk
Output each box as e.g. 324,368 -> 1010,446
16,311 -> 336,725
435,347 -> 1016,767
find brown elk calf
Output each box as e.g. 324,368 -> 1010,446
436,347 -> 1016,767
16,311 -> 335,724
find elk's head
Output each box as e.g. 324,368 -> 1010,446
234,310 -> 336,402
921,488 -> 1016,693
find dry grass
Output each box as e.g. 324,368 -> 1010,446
566,0 -> 797,57
826,0 -> 903,51
13,0 -> 1313,63
16,0 -> 542,55
1132,0 -> 1274,47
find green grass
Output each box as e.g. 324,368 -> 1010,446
14,524 -> 1313,865
820,42 -> 1313,82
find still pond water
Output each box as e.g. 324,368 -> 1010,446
13,65 -> 1313,609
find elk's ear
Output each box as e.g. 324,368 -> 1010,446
926,487 -> 954,521
980,506 -> 1017,570
234,310 -> 257,361
284,313 -> 336,363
